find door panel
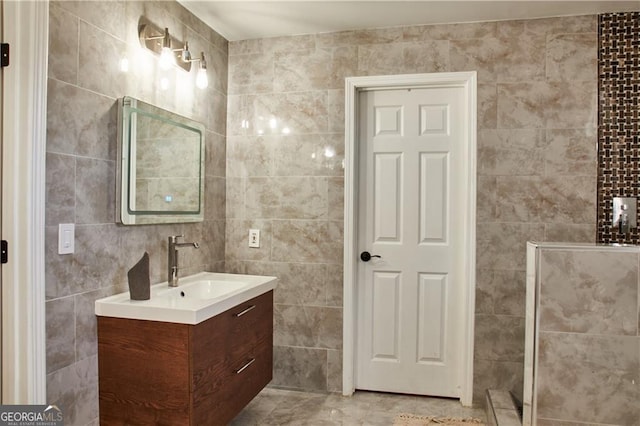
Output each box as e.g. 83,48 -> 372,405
356,86 -> 464,397
371,272 -> 401,360
417,274 -> 447,363
419,104 -> 449,135
420,153 -> 448,243
374,105 -> 403,136
374,153 -> 402,242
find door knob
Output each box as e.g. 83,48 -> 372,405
360,251 -> 381,262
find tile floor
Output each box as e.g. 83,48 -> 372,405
230,387 -> 487,425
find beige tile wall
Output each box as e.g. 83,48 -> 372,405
45,2 -> 227,424
45,4 -> 603,419
226,16 -> 598,400
534,248 -> 639,424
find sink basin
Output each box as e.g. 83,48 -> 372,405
95,272 -> 277,324
168,279 -> 249,300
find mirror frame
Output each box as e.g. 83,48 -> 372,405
116,96 -> 205,225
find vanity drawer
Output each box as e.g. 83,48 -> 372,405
190,291 -> 273,424
226,292 -> 273,340
191,291 -> 272,362
192,344 -> 272,425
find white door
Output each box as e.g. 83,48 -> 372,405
356,86 -> 465,397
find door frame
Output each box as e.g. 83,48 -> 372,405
1,0 -> 48,403
342,72 -> 477,406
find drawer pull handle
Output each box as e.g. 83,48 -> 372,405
234,305 -> 256,317
235,358 -> 255,374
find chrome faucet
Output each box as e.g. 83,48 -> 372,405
168,235 -> 199,287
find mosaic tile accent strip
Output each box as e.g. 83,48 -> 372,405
597,12 -> 640,243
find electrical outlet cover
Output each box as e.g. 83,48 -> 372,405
248,229 -> 260,248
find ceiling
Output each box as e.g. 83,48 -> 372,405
178,1 -> 640,41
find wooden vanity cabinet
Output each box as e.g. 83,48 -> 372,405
97,291 -> 273,426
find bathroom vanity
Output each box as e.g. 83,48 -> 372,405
95,273 -> 277,425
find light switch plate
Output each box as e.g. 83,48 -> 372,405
58,223 -> 75,255
248,229 -> 260,248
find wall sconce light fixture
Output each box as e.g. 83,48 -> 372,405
181,42 -> 208,89
138,19 -> 209,89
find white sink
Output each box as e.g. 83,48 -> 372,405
169,279 -> 249,300
95,272 -> 277,324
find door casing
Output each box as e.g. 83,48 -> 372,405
1,0 -> 48,403
342,72 -> 477,406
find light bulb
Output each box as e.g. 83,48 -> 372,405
157,28 -> 175,70
159,46 -> 175,70
196,67 -> 208,89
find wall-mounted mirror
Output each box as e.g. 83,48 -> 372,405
117,96 -> 205,225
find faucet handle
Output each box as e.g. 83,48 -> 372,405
169,235 -> 184,243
